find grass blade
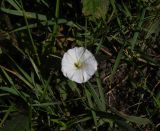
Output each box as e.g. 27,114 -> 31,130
0,8 -> 47,20
131,8 -> 146,50
87,82 -> 105,111
84,87 -> 98,129
110,47 -> 123,82
96,72 -> 106,111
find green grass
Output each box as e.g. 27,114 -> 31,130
0,0 -> 160,130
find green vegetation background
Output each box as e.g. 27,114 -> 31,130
0,0 -> 160,130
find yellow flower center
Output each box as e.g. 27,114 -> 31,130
74,61 -> 82,69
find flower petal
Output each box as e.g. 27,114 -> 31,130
83,56 -> 97,76
67,48 -> 77,61
81,50 -> 93,62
71,69 -> 84,83
61,47 -> 98,83
62,52 -> 75,65
62,65 -> 76,79
75,47 -> 86,61
81,69 -> 91,82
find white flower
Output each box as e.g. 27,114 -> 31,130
61,47 -> 98,83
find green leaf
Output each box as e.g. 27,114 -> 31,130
82,0 -> 109,20
84,88 -> 98,128
131,8 -> 146,50
111,108 -> 151,125
87,82 -> 104,111
116,120 -> 136,131
110,47 -> 124,82
50,119 -> 67,128
5,0 -> 21,11
0,87 -> 29,98
145,19 -> 160,41
1,114 -> 29,131
0,8 -> 47,20
123,115 -> 151,125
68,81 -> 80,94
59,84 -> 67,101
29,57 -> 41,81
95,72 -> 106,111
0,106 -> 13,128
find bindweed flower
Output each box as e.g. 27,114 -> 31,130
61,47 -> 98,83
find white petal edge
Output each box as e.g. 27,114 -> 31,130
61,47 -> 98,83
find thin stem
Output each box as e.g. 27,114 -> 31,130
20,1 -> 40,65
55,0 -> 60,18
52,0 -> 60,50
